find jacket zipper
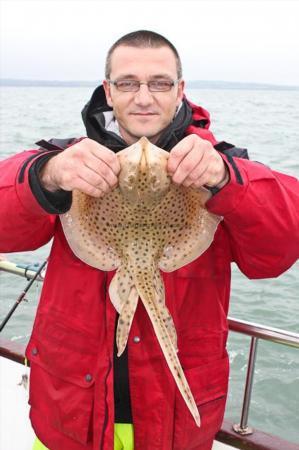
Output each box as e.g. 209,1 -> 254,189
99,358 -> 111,449
99,272 -> 111,449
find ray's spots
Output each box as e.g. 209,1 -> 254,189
60,137 -> 220,428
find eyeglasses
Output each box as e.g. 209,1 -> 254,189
108,79 -> 179,92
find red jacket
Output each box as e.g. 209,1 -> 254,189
0,101 -> 298,450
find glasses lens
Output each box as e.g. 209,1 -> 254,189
112,79 -> 176,92
148,80 -> 174,92
115,80 -> 139,92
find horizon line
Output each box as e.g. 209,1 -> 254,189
1,78 -> 299,90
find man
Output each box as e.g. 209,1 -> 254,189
0,30 -> 298,450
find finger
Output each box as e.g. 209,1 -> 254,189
76,177 -> 105,198
193,154 -> 227,188
90,145 -> 121,176
190,162 -> 221,189
58,168 -> 106,196
181,147 -> 212,186
171,147 -> 205,185
167,142 -> 193,175
183,163 -> 209,187
192,172 -> 214,189
68,138 -> 121,176
84,156 -> 118,189
78,165 -> 111,193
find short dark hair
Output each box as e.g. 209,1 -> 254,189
105,30 -> 182,79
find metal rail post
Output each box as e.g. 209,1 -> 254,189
233,336 -> 259,435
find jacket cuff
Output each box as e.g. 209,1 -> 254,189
206,153 -> 249,215
204,157 -> 231,196
28,153 -> 72,214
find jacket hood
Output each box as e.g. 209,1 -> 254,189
81,84 -> 216,151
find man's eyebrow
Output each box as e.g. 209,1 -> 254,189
150,74 -> 174,80
113,74 -> 138,80
113,74 -> 174,80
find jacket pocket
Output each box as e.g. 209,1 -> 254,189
25,318 -> 100,445
173,356 -> 229,450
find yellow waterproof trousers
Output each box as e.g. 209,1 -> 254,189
33,423 -> 134,450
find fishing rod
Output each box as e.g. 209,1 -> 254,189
0,259 -> 47,333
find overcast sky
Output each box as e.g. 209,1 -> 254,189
1,0 -> 298,85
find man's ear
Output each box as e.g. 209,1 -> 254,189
103,80 -> 113,108
176,79 -> 185,107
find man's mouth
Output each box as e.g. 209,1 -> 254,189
130,112 -> 158,116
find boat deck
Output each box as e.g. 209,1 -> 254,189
0,356 -> 235,450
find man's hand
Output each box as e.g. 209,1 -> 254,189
39,138 -> 121,198
167,134 -> 229,189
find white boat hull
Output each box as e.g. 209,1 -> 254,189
0,356 -> 35,450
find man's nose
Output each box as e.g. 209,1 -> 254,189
134,84 -> 154,106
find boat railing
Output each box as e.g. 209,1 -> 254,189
0,259 -> 45,281
1,259 -> 299,449
227,317 -> 299,436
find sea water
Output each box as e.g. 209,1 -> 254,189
0,86 -> 298,444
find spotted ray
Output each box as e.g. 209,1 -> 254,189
60,137 -> 221,427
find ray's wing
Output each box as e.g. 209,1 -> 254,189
60,189 -> 124,270
109,264 -> 134,312
156,185 -> 221,272
114,286 -> 139,356
109,263 -> 139,355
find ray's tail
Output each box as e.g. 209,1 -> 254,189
134,270 -> 201,427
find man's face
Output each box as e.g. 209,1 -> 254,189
103,45 -> 185,144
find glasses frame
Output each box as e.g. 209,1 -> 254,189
107,78 -> 180,92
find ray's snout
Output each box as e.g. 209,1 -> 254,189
118,137 -> 170,206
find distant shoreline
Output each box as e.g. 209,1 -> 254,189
1,78 -> 299,91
